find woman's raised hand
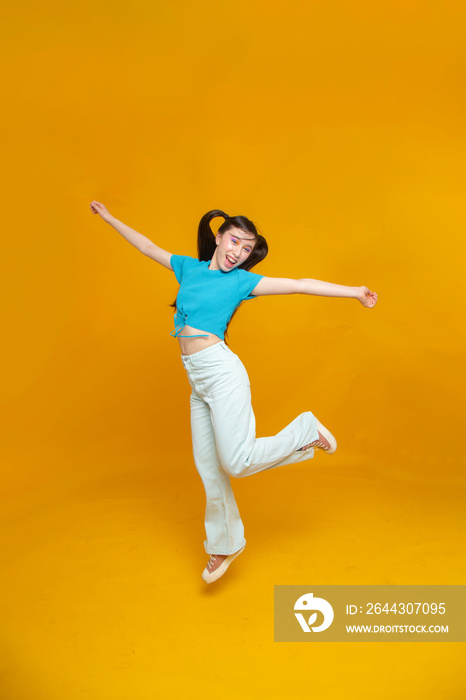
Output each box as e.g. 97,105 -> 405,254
358,286 -> 378,308
90,201 -> 112,223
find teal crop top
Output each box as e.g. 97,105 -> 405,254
170,254 -> 264,340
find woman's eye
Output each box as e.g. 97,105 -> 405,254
231,239 -> 238,245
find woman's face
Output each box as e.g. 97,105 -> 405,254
213,227 -> 256,271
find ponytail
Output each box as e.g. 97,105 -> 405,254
197,209 -> 230,264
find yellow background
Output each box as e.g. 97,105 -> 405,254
1,0 -> 465,698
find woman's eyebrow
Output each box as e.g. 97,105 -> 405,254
229,233 -> 255,243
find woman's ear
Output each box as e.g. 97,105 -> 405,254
215,232 -> 222,246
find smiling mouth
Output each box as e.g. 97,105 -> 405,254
226,256 -> 237,265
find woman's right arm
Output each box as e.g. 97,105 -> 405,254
89,201 -> 174,270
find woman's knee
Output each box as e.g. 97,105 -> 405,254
220,456 -> 248,479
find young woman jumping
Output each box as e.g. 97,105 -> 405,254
90,201 -> 378,584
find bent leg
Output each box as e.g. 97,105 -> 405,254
190,388 -> 247,554
207,355 -> 320,478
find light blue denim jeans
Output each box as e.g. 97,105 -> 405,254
181,341 -> 320,555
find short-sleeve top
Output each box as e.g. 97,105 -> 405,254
169,254 -> 264,340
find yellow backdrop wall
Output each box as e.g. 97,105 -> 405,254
1,1 -> 465,698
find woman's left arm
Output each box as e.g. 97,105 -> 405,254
250,277 -> 378,308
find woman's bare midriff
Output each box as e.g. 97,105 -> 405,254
177,325 -> 223,356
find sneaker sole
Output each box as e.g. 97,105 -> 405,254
314,418 -> 337,455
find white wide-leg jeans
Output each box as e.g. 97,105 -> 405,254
181,341 -> 320,555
